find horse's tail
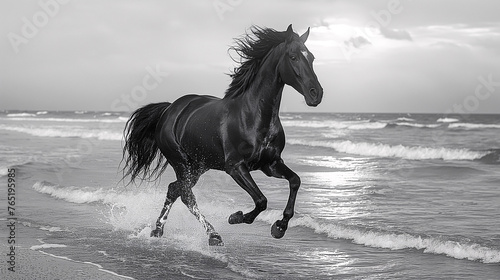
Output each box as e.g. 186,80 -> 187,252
122,102 -> 171,184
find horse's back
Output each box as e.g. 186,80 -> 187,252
156,94 -> 226,170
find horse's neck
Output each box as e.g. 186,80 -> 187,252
240,57 -> 284,126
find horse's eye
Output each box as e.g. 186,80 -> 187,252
290,55 -> 297,61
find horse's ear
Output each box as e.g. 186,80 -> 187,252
285,24 -> 294,43
300,27 -> 310,43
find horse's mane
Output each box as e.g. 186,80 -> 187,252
224,26 -> 291,98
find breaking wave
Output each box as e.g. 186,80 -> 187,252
387,122 -> 441,129
287,139 -> 487,161
32,180 -> 500,265
282,118 -> 499,131
6,113 -> 36,117
32,181 -> 142,205
2,117 -> 127,123
396,117 -> 415,122
0,124 -> 122,140
31,180 -> 235,237
282,120 -> 387,130
437,118 -> 459,123
257,212 -> 500,264
449,123 -> 500,130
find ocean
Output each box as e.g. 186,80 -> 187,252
1,110 -> 499,279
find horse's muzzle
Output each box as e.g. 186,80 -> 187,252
306,87 -> 323,107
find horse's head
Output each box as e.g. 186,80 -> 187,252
278,24 -> 323,107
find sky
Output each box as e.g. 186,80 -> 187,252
1,0 -> 500,113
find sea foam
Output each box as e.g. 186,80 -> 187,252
396,117 -> 415,122
391,122 -> 441,128
6,113 -> 36,117
0,124 -> 122,140
3,117 -> 127,123
33,182 -> 138,204
256,212 -> 500,263
449,123 -> 500,130
282,120 -> 387,130
436,117 -> 459,123
294,216 -> 500,263
31,180 -> 234,233
287,139 -> 486,161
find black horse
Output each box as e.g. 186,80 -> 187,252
122,24 -> 323,246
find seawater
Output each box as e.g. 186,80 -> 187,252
1,111 -> 499,279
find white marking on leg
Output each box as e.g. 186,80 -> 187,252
161,204 -> 173,221
156,203 -> 173,228
187,204 -> 215,234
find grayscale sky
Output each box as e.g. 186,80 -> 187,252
1,0 -> 500,113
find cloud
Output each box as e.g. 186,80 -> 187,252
380,27 -> 412,41
1,0 -> 500,113
344,36 -> 371,48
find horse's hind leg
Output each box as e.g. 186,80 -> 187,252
181,187 -> 223,246
150,181 -> 182,237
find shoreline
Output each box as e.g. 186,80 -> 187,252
5,246 -> 134,280
1,214 -> 135,280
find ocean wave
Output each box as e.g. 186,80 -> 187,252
278,118 -> 500,131
30,243 -> 68,250
255,212 -> 500,263
101,112 -> 122,116
282,120 -> 387,130
0,124 -> 122,140
396,117 -> 415,122
477,149 -> 500,164
2,117 -> 127,123
0,159 -> 37,177
40,226 -> 65,232
32,181 -> 500,264
449,123 -> 500,130
36,111 -> 48,115
437,117 -> 459,123
31,181 -> 233,234
287,139 -> 487,161
33,181 -> 136,204
31,180 -> 230,212
388,122 -> 441,129
7,113 -> 36,117
298,216 -> 500,263
33,181 -> 165,233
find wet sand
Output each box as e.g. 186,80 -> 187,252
1,221 -> 134,280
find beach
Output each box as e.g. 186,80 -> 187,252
2,221 -> 132,280
1,111 -> 500,279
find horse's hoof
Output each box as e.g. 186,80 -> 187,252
209,233 -> 224,246
150,227 -> 164,238
271,221 -> 286,239
228,211 -> 244,224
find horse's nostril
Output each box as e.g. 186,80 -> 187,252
309,88 -> 317,98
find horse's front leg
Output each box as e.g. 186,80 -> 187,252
262,159 -> 301,239
226,163 -> 268,225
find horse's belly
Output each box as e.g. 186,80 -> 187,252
179,115 -> 225,170
182,133 -> 226,170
